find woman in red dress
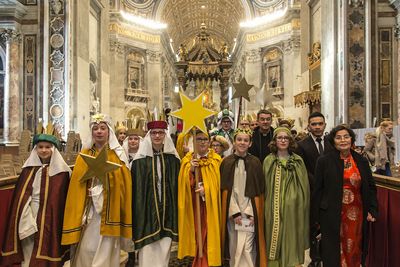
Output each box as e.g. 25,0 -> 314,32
312,125 -> 378,267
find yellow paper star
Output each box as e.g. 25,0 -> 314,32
79,147 -> 122,184
170,92 -> 216,135
232,78 -> 254,101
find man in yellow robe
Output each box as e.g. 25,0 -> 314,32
178,130 -> 222,266
62,114 -> 132,267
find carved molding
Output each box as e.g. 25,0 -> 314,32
245,49 -> 262,63
348,0 -> 364,8
281,36 -> 301,54
0,29 -> 22,44
109,41 -> 126,55
146,50 -> 161,63
391,0 -> 400,39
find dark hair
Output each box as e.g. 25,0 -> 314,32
327,124 -> 356,147
308,112 -> 325,122
268,133 -> 297,154
257,109 -> 273,120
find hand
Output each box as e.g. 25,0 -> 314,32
183,145 -> 190,153
248,216 -> 254,226
367,212 -> 376,222
195,182 -> 205,197
233,216 -> 242,226
190,158 -> 199,173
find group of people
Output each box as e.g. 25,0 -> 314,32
0,109 -> 379,267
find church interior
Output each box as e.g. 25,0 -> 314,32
0,0 -> 400,266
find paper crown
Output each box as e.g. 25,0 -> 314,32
277,118 -> 295,129
234,127 -> 253,138
126,116 -> 146,137
36,120 -> 62,140
146,107 -> 168,130
114,121 -> 127,133
90,113 -> 112,126
35,120 -> 62,149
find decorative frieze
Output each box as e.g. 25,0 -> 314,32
245,49 -> 262,63
146,50 -> 161,63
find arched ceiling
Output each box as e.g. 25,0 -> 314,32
158,0 -> 248,51
118,0 -> 291,51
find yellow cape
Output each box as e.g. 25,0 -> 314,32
61,148 -> 132,245
177,149 -> 222,266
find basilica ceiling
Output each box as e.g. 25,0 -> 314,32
119,0 -> 290,51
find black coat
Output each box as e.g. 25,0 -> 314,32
248,126 -> 274,162
311,149 -> 378,267
295,135 -> 334,193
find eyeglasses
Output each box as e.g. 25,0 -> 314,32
196,138 -> 209,143
221,120 -> 231,124
276,136 -> 290,141
334,135 -> 351,141
211,144 -> 221,147
150,131 -> 165,136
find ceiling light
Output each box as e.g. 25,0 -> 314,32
201,5 -> 206,9
239,7 -> 288,28
120,10 -> 167,30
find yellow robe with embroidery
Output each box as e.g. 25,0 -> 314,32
177,149 -> 222,266
61,148 -> 132,245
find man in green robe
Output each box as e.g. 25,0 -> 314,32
131,120 -> 180,267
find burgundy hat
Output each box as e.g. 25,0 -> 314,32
147,120 -> 168,130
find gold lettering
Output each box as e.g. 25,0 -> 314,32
109,23 -> 160,44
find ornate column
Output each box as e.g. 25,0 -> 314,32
347,0 -> 366,128
1,29 -> 22,144
219,69 -> 230,110
48,0 -> 67,133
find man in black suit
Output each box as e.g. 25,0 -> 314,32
296,112 -> 333,192
249,109 -> 274,162
295,112 -> 333,267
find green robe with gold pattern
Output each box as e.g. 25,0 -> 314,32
263,153 -> 310,267
131,153 -> 180,249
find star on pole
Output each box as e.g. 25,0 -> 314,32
232,78 -> 254,102
79,147 -> 122,184
170,92 -> 216,135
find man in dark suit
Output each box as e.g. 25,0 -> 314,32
295,112 -> 333,267
296,112 -> 333,192
249,109 -> 274,162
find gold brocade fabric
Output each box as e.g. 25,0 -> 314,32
340,155 -> 363,267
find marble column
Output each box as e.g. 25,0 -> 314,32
321,0 -> 338,128
390,0 -> 400,123
1,29 -> 21,144
146,50 -> 163,111
244,48 -> 262,111
347,0 -> 366,128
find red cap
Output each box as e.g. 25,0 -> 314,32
147,120 -> 168,130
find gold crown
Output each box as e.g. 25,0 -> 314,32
277,118 -> 295,129
36,120 -> 62,140
114,121 -> 127,132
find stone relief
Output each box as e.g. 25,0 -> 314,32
50,0 -> 64,15
50,17 -> 64,32
50,49 -> 64,66
89,63 -> 100,114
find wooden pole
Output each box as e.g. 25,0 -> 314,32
192,127 -> 203,258
237,96 -> 243,128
